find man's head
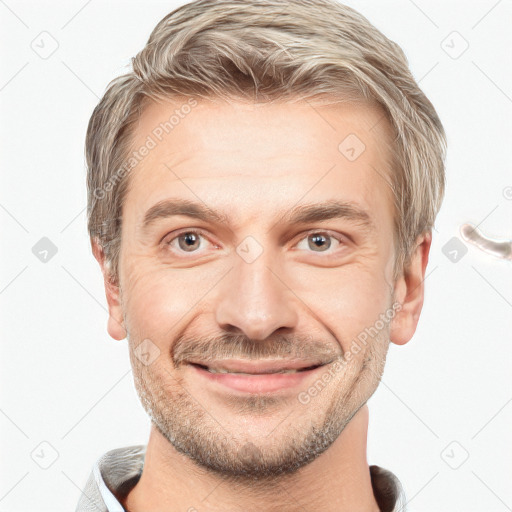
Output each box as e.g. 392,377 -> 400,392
87,0 -> 446,482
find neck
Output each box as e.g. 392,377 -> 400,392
121,405 -> 380,512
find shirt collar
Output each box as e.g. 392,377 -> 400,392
75,445 -> 406,512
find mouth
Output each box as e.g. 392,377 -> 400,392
187,359 -> 325,374
186,359 -> 331,394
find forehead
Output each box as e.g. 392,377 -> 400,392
124,97 -> 395,232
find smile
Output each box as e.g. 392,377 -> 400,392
191,363 -> 321,374
187,359 -> 330,393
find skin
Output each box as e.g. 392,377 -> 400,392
92,97 -> 431,511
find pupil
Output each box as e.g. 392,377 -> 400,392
180,233 -> 199,251
310,234 -> 330,251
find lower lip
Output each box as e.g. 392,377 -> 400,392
189,363 -> 324,394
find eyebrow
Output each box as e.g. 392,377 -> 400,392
140,198 -> 376,235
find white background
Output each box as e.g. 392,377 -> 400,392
1,0 -> 511,510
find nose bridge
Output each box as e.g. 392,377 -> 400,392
214,243 -> 299,340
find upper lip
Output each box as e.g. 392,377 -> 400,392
187,359 -> 328,374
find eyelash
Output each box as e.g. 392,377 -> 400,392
163,229 -> 346,257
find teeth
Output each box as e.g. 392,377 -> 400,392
206,368 -> 300,374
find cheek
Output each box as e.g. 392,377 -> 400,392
296,261 -> 391,354
121,257 -> 227,339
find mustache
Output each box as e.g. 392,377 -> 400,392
172,332 -> 342,368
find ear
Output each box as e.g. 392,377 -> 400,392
91,237 -> 127,341
389,232 -> 432,346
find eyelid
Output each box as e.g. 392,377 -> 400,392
297,229 -> 347,243
162,228 -> 213,246
292,229 -> 348,253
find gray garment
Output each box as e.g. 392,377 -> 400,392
75,445 -> 406,512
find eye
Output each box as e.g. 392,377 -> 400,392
162,229 -> 347,257
295,231 -> 345,254
163,229 -> 212,255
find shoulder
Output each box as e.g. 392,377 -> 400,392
369,464 -> 407,512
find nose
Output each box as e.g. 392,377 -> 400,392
214,248 -> 299,341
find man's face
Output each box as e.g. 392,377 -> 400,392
107,97 -> 404,480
